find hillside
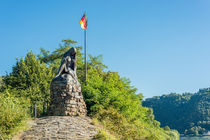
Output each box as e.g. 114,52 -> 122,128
143,88 -> 210,136
0,39 -> 179,140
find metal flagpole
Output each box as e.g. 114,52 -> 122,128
85,29 -> 87,85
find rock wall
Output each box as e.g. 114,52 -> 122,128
48,74 -> 87,116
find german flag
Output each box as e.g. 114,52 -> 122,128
79,13 -> 87,30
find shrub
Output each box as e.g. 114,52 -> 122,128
94,108 -> 180,140
0,92 -> 30,139
93,129 -> 117,140
94,108 -> 145,140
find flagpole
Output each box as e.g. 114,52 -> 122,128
85,29 -> 87,86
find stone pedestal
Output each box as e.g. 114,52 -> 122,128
48,74 -> 87,116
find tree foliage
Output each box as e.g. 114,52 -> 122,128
143,89 -> 210,136
3,52 -> 54,104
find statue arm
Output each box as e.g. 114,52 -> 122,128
56,58 -> 67,77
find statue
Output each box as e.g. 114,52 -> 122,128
54,47 -> 78,82
48,47 -> 87,116
56,47 -> 76,77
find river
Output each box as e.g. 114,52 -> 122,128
180,136 -> 210,140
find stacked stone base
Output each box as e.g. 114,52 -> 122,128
48,76 -> 87,116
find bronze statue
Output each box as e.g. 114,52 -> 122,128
49,47 -> 87,116
55,47 -> 78,81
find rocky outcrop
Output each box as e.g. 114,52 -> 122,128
21,116 -> 98,140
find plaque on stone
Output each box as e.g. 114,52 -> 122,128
48,47 -> 87,116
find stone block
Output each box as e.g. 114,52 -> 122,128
70,100 -> 76,105
48,78 -> 87,116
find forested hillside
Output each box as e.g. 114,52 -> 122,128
143,89 -> 210,136
0,39 -> 179,140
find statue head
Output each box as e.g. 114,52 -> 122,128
63,47 -> 77,59
69,47 -> 76,56
69,47 -> 76,59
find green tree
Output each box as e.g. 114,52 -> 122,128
3,51 -> 54,104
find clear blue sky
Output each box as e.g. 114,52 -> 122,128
1,0 -> 210,98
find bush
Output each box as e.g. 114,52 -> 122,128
0,92 -> 30,139
93,129 -> 117,140
94,108 -> 146,140
164,126 -> 171,131
94,108 -> 180,140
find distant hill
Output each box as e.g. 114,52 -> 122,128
143,88 -> 210,136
